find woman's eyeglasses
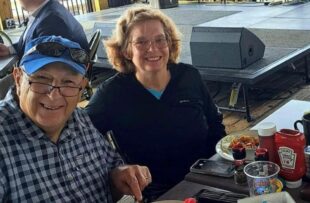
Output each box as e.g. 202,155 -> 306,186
130,37 -> 168,51
24,42 -> 89,64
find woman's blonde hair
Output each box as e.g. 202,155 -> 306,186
104,6 -> 182,73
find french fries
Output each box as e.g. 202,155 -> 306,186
228,135 -> 259,149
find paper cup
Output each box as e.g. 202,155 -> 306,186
244,161 -> 281,196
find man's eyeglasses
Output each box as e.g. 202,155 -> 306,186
130,37 -> 168,51
24,42 -> 89,64
27,81 -> 83,97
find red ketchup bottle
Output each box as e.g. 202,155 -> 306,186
258,122 -> 277,163
275,129 -> 306,188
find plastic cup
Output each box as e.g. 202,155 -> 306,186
244,161 -> 281,196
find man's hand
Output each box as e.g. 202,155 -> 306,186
0,44 -> 10,57
110,165 -> 152,202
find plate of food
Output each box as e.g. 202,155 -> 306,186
216,130 -> 259,161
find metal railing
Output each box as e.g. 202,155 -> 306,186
10,0 -> 93,27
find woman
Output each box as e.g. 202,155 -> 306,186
85,7 -> 226,201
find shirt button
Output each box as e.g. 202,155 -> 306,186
67,174 -> 74,181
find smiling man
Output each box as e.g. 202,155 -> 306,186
0,36 -> 151,202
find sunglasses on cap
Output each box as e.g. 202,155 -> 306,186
24,41 -> 89,64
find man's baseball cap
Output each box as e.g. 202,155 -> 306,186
20,35 -> 87,75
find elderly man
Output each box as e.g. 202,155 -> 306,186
0,36 -> 151,202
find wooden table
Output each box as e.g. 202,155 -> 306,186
251,99 -> 310,132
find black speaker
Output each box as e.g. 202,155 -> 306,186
190,27 -> 265,69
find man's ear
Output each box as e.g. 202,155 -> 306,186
13,67 -> 23,95
13,67 -> 24,96
78,78 -> 91,102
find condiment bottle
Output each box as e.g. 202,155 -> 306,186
255,148 -> 269,161
232,146 -> 247,185
257,122 -> 277,163
275,129 -> 306,188
254,149 -> 272,181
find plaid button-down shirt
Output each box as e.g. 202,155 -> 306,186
0,89 -> 123,202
